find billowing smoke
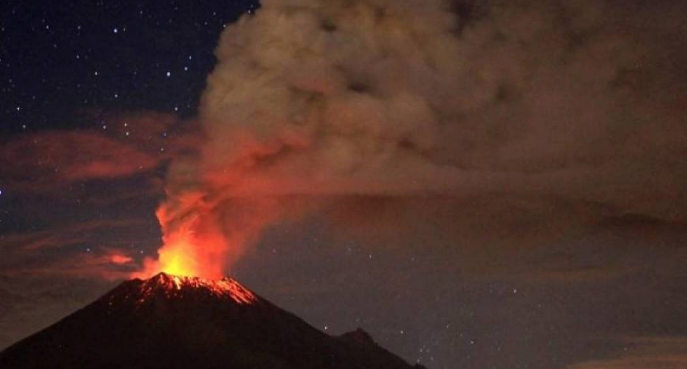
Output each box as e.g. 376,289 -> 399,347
138,0 -> 687,278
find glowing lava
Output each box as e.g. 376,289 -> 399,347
133,190 -> 278,280
130,273 -> 257,305
135,228 -> 225,280
155,237 -> 201,278
134,199 -> 228,280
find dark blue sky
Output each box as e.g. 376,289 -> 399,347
1,0 -> 257,134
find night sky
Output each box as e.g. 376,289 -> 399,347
2,1 -> 687,369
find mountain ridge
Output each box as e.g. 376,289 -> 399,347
0,273 -> 426,369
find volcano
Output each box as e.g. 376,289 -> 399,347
0,273 -> 425,369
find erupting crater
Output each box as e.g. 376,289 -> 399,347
132,272 -> 257,305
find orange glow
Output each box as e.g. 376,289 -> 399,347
133,195 -> 228,280
133,189 -> 280,280
109,253 -> 133,265
129,273 -> 257,306
157,237 -> 202,278
134,229 -> 226,280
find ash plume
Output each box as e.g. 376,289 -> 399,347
140,0 -> 687,277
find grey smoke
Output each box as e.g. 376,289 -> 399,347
152,0 -> 687,272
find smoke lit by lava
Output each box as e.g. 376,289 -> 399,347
130,0 -> 685,281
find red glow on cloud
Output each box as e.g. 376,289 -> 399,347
109,253 -> 134,265
0,131 -> 157,184
134,193 -> 229,279
0,112 -> 201,195
132,189 -> 281,280
135,226 -> 226,280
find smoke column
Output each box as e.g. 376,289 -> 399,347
137,0 -> 687,278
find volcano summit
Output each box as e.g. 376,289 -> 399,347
0,273 -> 425,369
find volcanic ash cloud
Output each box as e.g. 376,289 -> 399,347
139,0 -> 687,277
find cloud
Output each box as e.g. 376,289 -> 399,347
516,213 -> 687,283
313,194 -> 687,284
0,131 -> 157,188
136,0 -> 687,277
0,219 -> 147,281
0,111 -> 199,281
8,249 -> 137,281
0,219 -> 144,252
567,337 -> 687,369
191,0 -> 687,213
0,112 -> 199,194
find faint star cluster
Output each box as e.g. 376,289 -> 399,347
0,0 -> 258,134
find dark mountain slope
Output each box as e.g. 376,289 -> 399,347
0,273 -> 425,369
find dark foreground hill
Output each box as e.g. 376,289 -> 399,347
0,273 -> 425,369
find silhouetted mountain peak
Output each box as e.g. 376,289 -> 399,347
0,273 -> 423,369
340,328 -> 376,346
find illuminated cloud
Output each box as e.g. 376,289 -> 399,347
0,112 -> 198,194
139,0 -> 687,277
567,337 -> 687,369
0,219 -> 146,281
